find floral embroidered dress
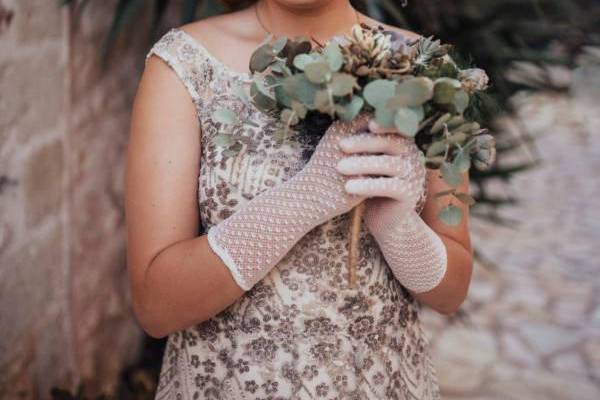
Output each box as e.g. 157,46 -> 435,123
145,28 -> 441,400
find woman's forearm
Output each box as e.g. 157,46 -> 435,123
410,234 -> 473,315
134,219 -> 472,339
134,234 -> 244,338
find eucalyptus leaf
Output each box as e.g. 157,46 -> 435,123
439,61 -> 460,78
441,161 -> 464,186
453,148 -> 471,172
250,81 -> 277,112
435,77 -> 462,88
330,73 -> 357,96
453,121 -> 480,134
433,80 -> 457,104
425,155 -> 446,168
438,204 -> 463,226
282,39 -> 312,68
304,62 -> 332,84
426,140 -> 447,157
431,112 -> 452,133
250,43 -> 276,73
338,96 -> 365,122
282,73 -> 319,107
375,104 -> 396,128
388,77 -> 434,108
447,115 -> 465,128
271,61 -> 292,76
446,132 -> 469,144
363,79 -> 397,108
394,107 -> 420,137
267,75 -> 292,108
334,104 -> 346,114
453,89 -> 470,113
293,53 -> 316,70
411,105 -> 425,121
254,76 -> 275,99
272,36 -> 288,54
323,41 -> 344,71
314,89 -> 335,116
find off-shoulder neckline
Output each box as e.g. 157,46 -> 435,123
171,27 -> 253,81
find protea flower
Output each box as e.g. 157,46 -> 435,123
413,35 -> 453,68
339,23 -> 408,78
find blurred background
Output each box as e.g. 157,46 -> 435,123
0,0 -> 598,399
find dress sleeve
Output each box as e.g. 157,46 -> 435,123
145,28 -> 208,106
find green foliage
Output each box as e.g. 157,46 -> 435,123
439,204 -> 463,226
211,24 -> 495,227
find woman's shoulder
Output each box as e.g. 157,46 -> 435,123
144,14 -> 249,103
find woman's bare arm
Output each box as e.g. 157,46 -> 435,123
412,169 -> 474,314
125,55 -> 244,339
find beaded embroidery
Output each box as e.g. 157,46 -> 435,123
146,28 -> 441,400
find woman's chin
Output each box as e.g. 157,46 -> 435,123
270,0 -> 334,10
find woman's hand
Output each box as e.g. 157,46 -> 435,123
299,112 -> 374,218
335,126 -> 448,294
206,112 -> 373,291
335,129 -> 427,219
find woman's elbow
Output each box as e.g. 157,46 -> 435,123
432,297 -> 466,316
425,267 -> 472,315
131,294 -> 170,339
139,315 -> 170,340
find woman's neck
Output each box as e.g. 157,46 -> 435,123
256,0 -> 360,42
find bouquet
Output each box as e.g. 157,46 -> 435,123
213,23 -> 496,286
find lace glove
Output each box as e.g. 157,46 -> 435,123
336,129 -> 448,293
207,114 -> 372,291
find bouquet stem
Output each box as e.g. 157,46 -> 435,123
347,201 -> 365,287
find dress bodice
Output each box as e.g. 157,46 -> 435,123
145,27 -> 441,400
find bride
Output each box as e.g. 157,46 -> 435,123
125,0 -> 474,398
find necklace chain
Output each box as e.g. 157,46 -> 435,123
254,1 -> 362,45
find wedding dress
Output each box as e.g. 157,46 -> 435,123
145,28 -> 441,400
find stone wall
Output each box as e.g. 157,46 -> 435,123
0,0 -> 72,397
422,95 -> 600,399
0,0 -> 169,397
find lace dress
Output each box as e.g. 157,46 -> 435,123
145,28 -> 441,400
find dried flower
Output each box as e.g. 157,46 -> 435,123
472,134 -> 496,170
460,68 -> 490,93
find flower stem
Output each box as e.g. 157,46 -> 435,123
347,201 -> 365,287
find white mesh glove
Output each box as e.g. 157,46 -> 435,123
207,114 -> 372,291
335,127 -> 447,293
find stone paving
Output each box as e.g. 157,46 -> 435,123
421,93 -> 600,400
